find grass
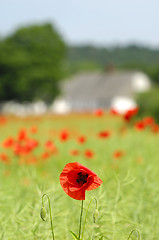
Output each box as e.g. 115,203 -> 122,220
0,113 -> 158,239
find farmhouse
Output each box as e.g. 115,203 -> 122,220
52,70 -> 151,113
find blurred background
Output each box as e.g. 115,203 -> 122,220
0,0 -> 159,120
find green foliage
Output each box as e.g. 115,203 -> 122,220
67,44 -> 159,80
127,229 -> 141,240
136,87 -> 159,122
148,67 -> 159,85
0,23 -> 66,102
70,231 -> 79,240
68,44 -> 159,68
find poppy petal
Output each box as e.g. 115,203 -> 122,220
68,188 -> 86,200
86,175 -> 103,191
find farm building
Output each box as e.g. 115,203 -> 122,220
52,70 -> 151,113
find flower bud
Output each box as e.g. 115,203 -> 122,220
40,207 -> 47,221
93,208 -> 99,223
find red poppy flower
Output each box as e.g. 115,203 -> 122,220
70,149 -> 80,156
84,150 -> 94,159
151,124 -> 159,133
41,151 -> 50,160
0,153 -> 10,164
113,150 -> 124,159
60,130 -> 69,141
77,136 -> 86,144
13,138 -> 38,156
98,130 -> 111,138
123,107 -> 139,122
143,117 -> 155,126
44,140 -> 58,154
18,129 -> 28,141
135,121 -> 145,131
26,139 -> 39,150
94,109 -> 103,117
45,140 -> 55,149
60,162 -> 102,200
0,116 -> 7,125
30,126 -> 37,134
110,107 -> 138,122
45,140 -> 53,148
2,137 -> 14,148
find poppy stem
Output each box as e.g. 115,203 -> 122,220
127,229 -> 141,240
81,198 -> 98,240
78,200 -> 84,240
41,194 -> 55,240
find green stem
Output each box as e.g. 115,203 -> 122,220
42,194 -> 55,240
78,200 -> 84,240
81,198 -> 97,240
127,229 -> 141,240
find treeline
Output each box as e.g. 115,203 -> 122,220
68,45 -> 159,68
67,45 -> 159,84
0,22 -> 159,104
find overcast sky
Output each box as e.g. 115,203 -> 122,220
0,0 -> 159,47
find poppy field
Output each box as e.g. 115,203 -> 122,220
0,111 -> 159,240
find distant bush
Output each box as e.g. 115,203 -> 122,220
136,87 -> 159,122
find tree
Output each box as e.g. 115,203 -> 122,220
0,23 -> 66,102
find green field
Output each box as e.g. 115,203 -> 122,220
0,113 -> 158,240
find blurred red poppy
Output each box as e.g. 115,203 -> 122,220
60,162 -> 102,200
41,151 -> 50,160
0,116 -> 7,125
70,149 -> 79,156
110,107 -> 138,122
2,137 -> 14,148
135,121 -> 145,131
143,116 -> 155,126
98,130 -> 111,138
60,130 -> 69,141
94,109 -> 103,117
113,150 -> 124,159
30,126 -> 37,134
0,153 -> 10,164
77,136 -> 86,144
13,138 -> 38,156
45,140 -> 57,151
123,107 -> 139,122
18,129 -> 28,141
44,140 -> 58,155
26,139 -> 39,150
84,150 -> 94,159
45,140 -> 54,148
151,124 -> 159,133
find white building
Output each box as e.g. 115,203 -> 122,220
52,70 -> 151,113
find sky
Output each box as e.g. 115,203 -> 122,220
0,0 -> 159,47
